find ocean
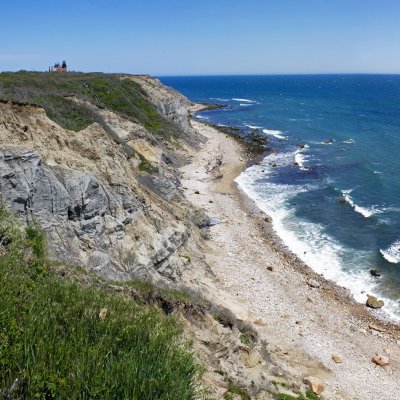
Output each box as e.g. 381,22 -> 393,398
159,75 -> 400,321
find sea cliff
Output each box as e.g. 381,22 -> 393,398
0,72 -> 400,400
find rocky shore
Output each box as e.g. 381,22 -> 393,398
180,109 -> 400,400
1,73 -> 400,399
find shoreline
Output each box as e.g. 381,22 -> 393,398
191,105 -> 400,331
182,106 -> 400,400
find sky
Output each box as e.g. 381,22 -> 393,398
1,0 -> 400,75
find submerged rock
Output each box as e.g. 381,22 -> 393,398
370,269 -> 382,277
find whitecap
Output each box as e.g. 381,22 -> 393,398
343,139 -> 355,144
342,189 -> 374,218
380,240 -> 400,264
245,124 -> 262,129
294,151 -> 307,170
232,98 -> 256,103
263,129 -> 286,139
240,103 -> 253,107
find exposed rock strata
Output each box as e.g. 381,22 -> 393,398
0,86 -> 204,282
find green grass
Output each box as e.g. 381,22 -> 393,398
274,391 -> 320,400
0,71 -> 183,140
0,209 -> 200,399
138,154 -> 159,174
239,331 -> 255,347
223,380 -> 250,400
122,279 -> 191,302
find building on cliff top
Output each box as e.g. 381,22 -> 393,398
50,61 -> 67,72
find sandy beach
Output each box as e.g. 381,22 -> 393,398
180,117 -> 400,400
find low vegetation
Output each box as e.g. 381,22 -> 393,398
0,71 -> 183,139
274,390 -> 320,400
0,208 -> 200,399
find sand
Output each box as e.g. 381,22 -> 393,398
180,118 -> 400,400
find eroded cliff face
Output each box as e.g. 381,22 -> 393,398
125,75 -> 198,140
0,78 -> 204,283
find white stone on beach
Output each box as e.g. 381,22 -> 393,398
306,279 -> 321,288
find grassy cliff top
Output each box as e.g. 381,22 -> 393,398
0,71 -> 181,138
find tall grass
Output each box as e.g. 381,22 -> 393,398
0,209 -> 199,399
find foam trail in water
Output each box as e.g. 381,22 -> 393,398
196,115 -> 209,120
380,240 -> 400,264
232,98 -> 256,103
235,154 -> 400,322
294,149 -> 308,170
210,97 -> 230,102
245,124 -> 262,129
263,129 -> 286,139
342,189 -> 374,218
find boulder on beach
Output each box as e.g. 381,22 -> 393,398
306,278 -> 321,289
303,376 -> 325,394
366,295 -> 384,309
372,356 -> 390,366
332,354 -> 343,364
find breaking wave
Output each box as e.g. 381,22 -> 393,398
263,129 -> 286,139
380,240 -> 400,264
341,189 -> 374,218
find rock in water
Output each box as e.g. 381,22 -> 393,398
366,295 -> 384,309
303,376 -> 325,394
369,269 -> 381,277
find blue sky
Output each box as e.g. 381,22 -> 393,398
1,0 -> 399,75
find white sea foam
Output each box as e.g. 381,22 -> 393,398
321,140 -> 334,145
235,158 -> 400,322
245,124 -> 262,129
263,129 -> 286,139
343,139 -> 355,144
342,189 -> 374,218
196,115 -> 209,120
217,123 -> 227,127
380,240 -> 400,264
294,150 -> 307,170
210,97 -> 230,102
232,98 -> 256,103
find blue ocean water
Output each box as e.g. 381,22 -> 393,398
160,75 -> 400,321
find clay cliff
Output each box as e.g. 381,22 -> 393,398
0,75 -> 206,284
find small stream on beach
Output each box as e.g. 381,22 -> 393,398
160,75 -> 400,322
